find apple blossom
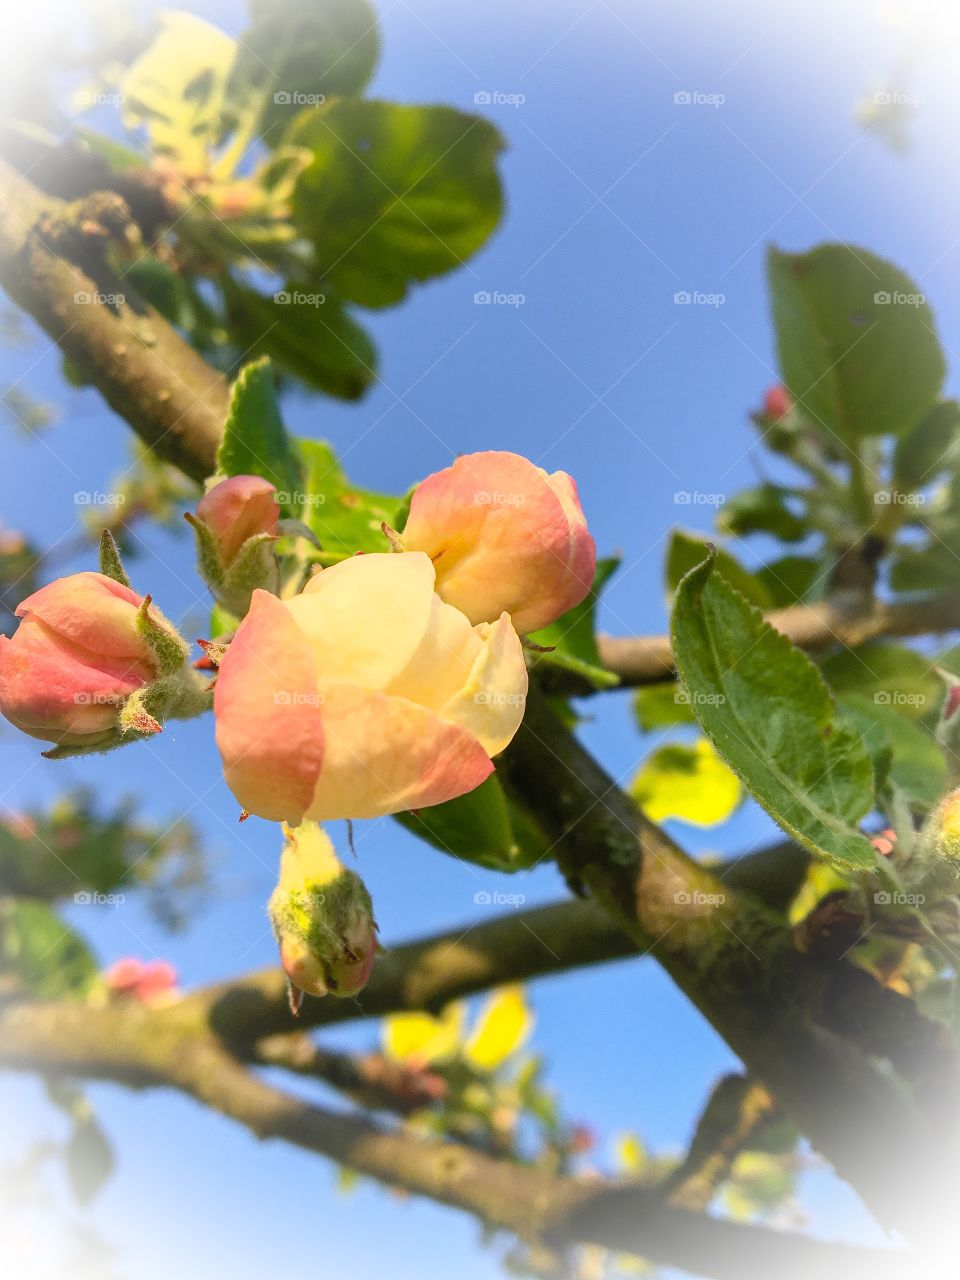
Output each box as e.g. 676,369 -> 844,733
0,572 -> 206,754
187,474 -> 281,616
400,450 -> 596,632
213,551 -> 527,822
0,573 -> 160,748
268,822 -> 377,1003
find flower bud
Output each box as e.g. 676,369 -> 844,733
268,823 -> 377,1003
763,385 -> 792,421
188,475 -> 280,617
401,451 -> 596,633
104,957 -> 177,1003
0,572 -> 203,755
0,573 -> 158,748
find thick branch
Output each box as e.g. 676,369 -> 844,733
499,691 -> 960,1240
0,998 -> 911,1280
0,156 -> 226,480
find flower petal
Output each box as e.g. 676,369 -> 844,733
441,613 -> 527,756
286,551 -> 437,691
214,590 -> 324,822
304,683 -> 493,821
16,572 -> 151,660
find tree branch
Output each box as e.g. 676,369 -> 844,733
499,690 -> 960,1240
199,847 -> 809,1048
0,997 -> 911,1280
0,156 -> 226,481
595,591 -> 960,688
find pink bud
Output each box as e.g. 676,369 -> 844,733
195,475 -> 280,566
763,385 -> 792,421
134,960 -> 178,1001
104,957 -> 146,993
401,451 -> 596,633
0,573 -> 158,746
104,957 -> 177,1002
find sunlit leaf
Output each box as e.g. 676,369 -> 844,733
290,101 -> 504,307
217,357 -> 303,514
382,1002 -> 466,1066
464,985 -> 534,1072
630,738 -> 742,827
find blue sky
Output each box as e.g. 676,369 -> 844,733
2,0 -> 960,1275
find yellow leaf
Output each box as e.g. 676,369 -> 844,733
630,738 -> 741,827
381,1001 -> 465,1066
463,985 -> 533,1072
121,12 -> 237,170
614,1132 -> 648,1175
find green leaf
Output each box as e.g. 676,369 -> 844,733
0,899 -> 98,999
667,531 -> 771,608
820,644 -> 940,721
753,555 -> 822,608
890,544 -> 960,595
671,553 -> 879,871
225,0 -> 380,147
630,738 -> 742,827
633,683 -> 696,731
527,557 -> 620,690
767,243 -> 945,443
66,1116 -> 115,1207
893,399 -> 960,492
218,357 -> 303,514
223,282 -> 376,399
120,11 -> 236,169
840,694 -> 946,814
298,440 -> 400,553
395,776 -> 548,873
290,101 -> 504,307
717,485 -> 807,542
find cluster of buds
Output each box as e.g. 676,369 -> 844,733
186,474 -> 281,618
0,545 -> 208,756
268,822 -> 378,1010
